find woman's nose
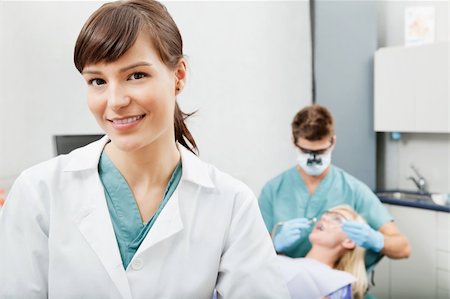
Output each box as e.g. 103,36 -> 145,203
107,84 -> 131,111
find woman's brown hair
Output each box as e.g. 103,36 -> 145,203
74,0 -> 197,154
291,104 -> 334,144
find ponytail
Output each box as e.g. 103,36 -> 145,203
174,103 -> 198,155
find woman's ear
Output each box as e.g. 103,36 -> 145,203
341,238 -> 356,250
175,58 -> 187,95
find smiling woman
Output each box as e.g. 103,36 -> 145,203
80,33 -> 185,155
0,1 -> 290,298
74,0 -> 195,155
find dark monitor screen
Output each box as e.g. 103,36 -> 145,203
54,134 -> 104,156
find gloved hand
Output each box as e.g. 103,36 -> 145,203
273,218 -> 310,253
342,220 -> 384,252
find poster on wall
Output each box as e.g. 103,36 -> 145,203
404,7 -> 435,46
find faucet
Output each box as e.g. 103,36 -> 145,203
407,165 -> 428,194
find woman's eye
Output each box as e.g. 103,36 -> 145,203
88,78 -> 106,86
129,72 -> 147,80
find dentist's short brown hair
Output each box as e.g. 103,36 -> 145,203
291,104 -> 334,143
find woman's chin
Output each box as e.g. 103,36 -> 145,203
108,137 -> 144,153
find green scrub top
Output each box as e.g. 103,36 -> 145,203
258,165 -> 392,269
98,152 -> 182,269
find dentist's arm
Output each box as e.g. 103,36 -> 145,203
343,221 -> 410,259
377,221 -> 411,259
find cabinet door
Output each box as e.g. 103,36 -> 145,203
389,205 -> 437,299
374,46 -> 415,132
437,212 -> 450,299
414,43 -> 449,132
374,42 -> 449,133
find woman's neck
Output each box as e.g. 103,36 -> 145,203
305,245 -> 341,268
105,138 -> 180,188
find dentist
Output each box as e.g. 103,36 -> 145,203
0,1 -> 289,298
258,104 -> 410,271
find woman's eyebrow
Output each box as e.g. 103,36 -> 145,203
82,69 -> 102,75
119,62 -> 152,73
82,62 -> 152,75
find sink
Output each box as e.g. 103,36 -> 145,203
376,191 -> 433,202
377,191 -> 450,211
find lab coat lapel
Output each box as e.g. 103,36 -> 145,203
135,144 -> 215,255
135,188 -> 183,255
74,180 -> 132,299
66,137 -> 132,299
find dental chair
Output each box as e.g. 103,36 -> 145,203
364,251 -> 385,299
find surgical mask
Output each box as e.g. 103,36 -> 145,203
296,148 -> 332,176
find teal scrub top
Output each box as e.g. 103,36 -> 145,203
98,152 -> 182,269
258,165 -> 392,269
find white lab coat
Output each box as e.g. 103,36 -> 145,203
0,137 -> 289,299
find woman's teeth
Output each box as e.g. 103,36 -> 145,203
112,115 -> 143,124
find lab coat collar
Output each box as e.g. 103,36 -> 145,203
178,144 -> 215,189
63,136 -> 215,189
63,135 -> 109,172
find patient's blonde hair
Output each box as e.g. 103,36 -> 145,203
329,205 -> 368,299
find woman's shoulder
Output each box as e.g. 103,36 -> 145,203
203,162 -> 254,198
179,145 -> 254,199
18,139 -> 103,185
19,155 -> 70,182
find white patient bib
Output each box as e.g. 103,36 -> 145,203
276,255 -> 356,299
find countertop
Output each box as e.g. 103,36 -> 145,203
376,190 -> 450,213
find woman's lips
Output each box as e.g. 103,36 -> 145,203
108,114 -> 146,130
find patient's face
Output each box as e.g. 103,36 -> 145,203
309,209 -> 351,248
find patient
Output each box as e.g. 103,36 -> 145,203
276,205 -> 368,299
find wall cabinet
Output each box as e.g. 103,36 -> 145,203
371,205 -> 449,299
374,42 -> 449,133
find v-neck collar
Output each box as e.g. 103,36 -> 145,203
99,152 -> 143,229
290,166 -> 335,198
98,152 -> 183,268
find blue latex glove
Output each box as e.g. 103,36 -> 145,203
342,220 -> 384,252
273,218 -> 310,253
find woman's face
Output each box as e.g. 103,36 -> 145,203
82,34 -> 185,152
309,209 -> 352,249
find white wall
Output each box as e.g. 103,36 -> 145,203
0,1 -> 103,191
0,1 -> 312,195
377,0 -> 450,194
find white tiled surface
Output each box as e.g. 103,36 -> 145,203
438,250 -> 450,272
380,133 -> 450,194
438,269 -> 450,292
389,205 -> 437,298
438,212 -> 450,252
437,287 -> 450,299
